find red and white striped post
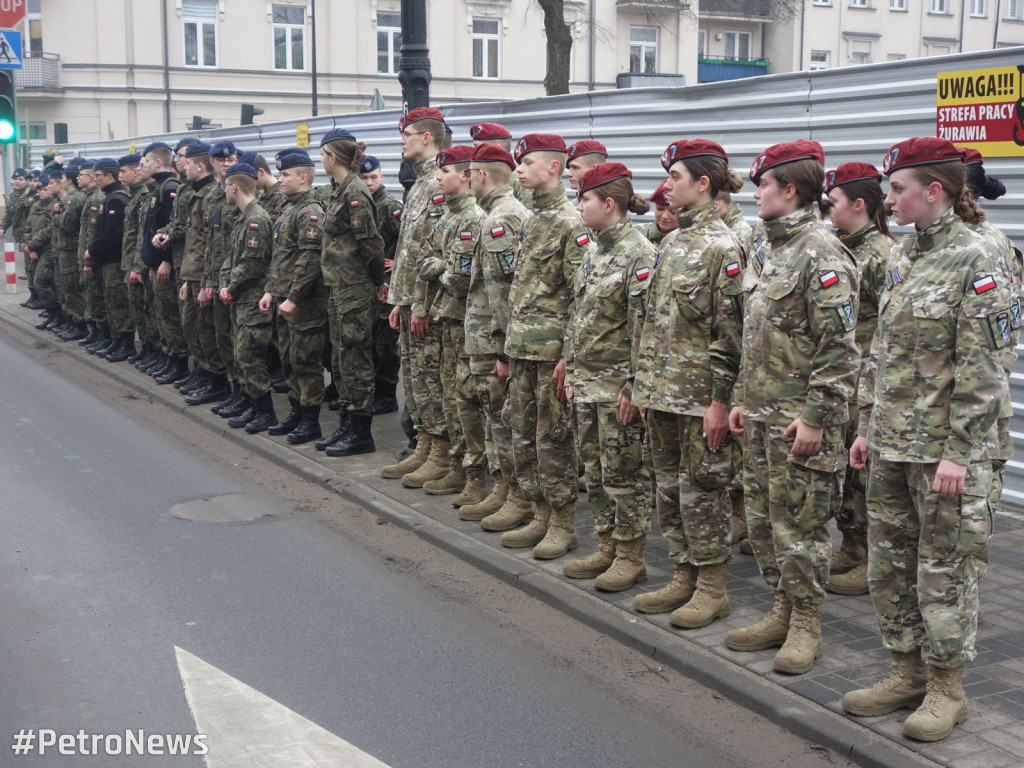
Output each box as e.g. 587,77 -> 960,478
4,241 -> 17,294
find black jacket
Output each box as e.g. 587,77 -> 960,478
141,171 -> 180,268
88,182 -> 129,266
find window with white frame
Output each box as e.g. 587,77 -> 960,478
930,0 -> 950,13
812,0 -> 832,6
1004,0 -> 1022,17
970,0 -> 987,15
26,0 -> 42,54
272,5 -> 304,71
183,0 -> 217,67
698,29 -> 707,58
850,0 -> 869,8
925,41 -> 952,55
377,12 -> 401,75
890,0 -> 907,10
810,50 -> 831,69
472,18 -> 500,78
724,31 -> 751,60
629,26 -> 658,73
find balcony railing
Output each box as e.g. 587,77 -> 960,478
14,52 -> 61,90
700,0 -> 772,17
698,56 -> 771,82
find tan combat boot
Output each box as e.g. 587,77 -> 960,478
500,500 -> 549,548
422,464 -> 467,496
451,466 -> 488,507
563,531 -> 616,579
902,666 -> 969,742
481,482 -> 533,530
724,592 -> 791,651
458,472 -> 508,520
669,564 -> 730,629
381,435 -> 431,480
772,601 -> 823,674
842,650 -> 927,717
633,562 -> 699,614
533,502 -> 577,560
827,561 -> 869,596
595,536 -> 647,592
401,437 -> 451,488
829,533 -> 867,574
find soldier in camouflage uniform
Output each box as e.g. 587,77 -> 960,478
469,122 -> 533,208
80,161 -> 110,347
25,176 -> 59,327
843,138 -> 1014,742
55,164 -> 90,339
638,180 -> 676,248
119,154 -> 155,364
713,191 -> 752,243
86,158 -> 132,362
252,154 -> 287,222
318,129 -> 387,457
821,163 -> 893,596
358,155 -> 403,415
725,140 -> 859,676
3,169 -> 35,307
560,162 -> 656,592
631,141 -> 746,625
259,149 -> 328,445
564,140 -> 608,193
500,133 -> 590,559
458,143 -> 532,527
381,109 -> 450,480
218,163 -> 276,433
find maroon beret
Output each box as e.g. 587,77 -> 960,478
881,137 -> 965,176
649,180 -> 671,207
749,140 -> 824,183
661,139 -> 728,172
436,145 -> 475,167
576,162 -> 632,198
960,146 -> 984,165
824,162 -> 882,194
471,143 -> 516,170
514,133 -> 567,163
470,122 -> 513,140
567,140 -> 608,163
399,107 -> 445,132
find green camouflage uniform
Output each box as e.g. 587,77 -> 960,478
208,187 -> 242,383
371,184 -> 403,390
322,173 -> 386,416
463,185 -> 529,480
56,188 -> 88,322
179,176 -> 220,373
3,188 -> 30,285
24,195 -> 58,308
267,189 -> 327,405
504,186 -> 589,509
739,209 -> 859,605
258,182 -> 287,222
567,218 -> 656,542
80,186 -> 108,332
221,199 -> 273,398
390,156 -> 447,435
151,176 -> 191,359
633,202 -> 745,562
859,209 -> 1011,669
123,180 -> 155,348
421,189 -> 484,469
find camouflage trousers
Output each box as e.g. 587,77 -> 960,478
128,275 -> 158,347
214,299 -> 237,381
647,410 -> 737,564
576,401 -> 652,542
440,318 -> 468,464
83,263 -> 108,331
58,251 -> 85,322
836,417 -> 868,542
33,249 -> 59,308
231,305 -> 271,399
25,247 -> 37,289
402,308 -> 445,438
180,282 -> 223,374
504,358 -> 577,509
277,313 -> 327,406
866,453 -> 991,669
329,283 -> 376,417
743,420 -> 845,605
992,414 -> 1012,509
100,263 -> 133,336
154,271 -> 188,357
462,356 -> 514,478
373,301 -> 400,387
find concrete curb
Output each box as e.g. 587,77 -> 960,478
1,307 -> 939,768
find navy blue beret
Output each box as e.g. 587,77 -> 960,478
277,150 -> 315,170
185,141 -> 212,158
174,137 -> 199,153
118,153 -> 141,167
93,157 -> 120,174
225,162 -> 258,180
142,142 -> 173,156
319,128 -> 356,147
359,155 -> 381,174
209,140 -> 238,159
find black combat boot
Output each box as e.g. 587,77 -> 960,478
186,373 -> 229,406
227,395 -> 257,428
78,322 -> 101,346
219,387 -> 252,419
103,336 -> 130,362
326,413 -> 376,457
268,398 -> 301,436
127,341 -> 150,365
64,321 -> 90,342
244,393 -> 277,434
373,380 -> 399,415
86,332 -> 113,354
36,307 -> 63,331
287,404 -> 323,445
314,407 -> 350,451
210,380 -> 238,414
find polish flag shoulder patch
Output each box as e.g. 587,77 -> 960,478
432,194 -> 446,205
575,233 -> 590,247
349,200 -> 360,208
635,266 -> 651,281
249,222 -> 260,230
169,192 -> 177,199
973,274 -> 997,294
491,225 -> 506,238
308,214 -> 319,221
819,270 -> 839,288
725,262 -> 741,276
459,230 -> 474,240
393,208 -> 402,218
108,209 -> 117,214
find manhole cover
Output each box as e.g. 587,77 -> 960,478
169,493 -> 290,524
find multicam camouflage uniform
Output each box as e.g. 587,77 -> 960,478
715,201 -> 752,244
567,219 -> 656,542
504,186 -> 590,509
267,189 -> 327,406
639,221 -> 673,248
739,209 -> 859,605
859,209 -> 1012,668
463,185 -> 529,481
56,187 -> 88,322
633,202 -> 745,563
80,185 -> 108,333
179,175 -> 220,374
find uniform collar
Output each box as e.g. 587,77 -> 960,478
596,218 -> 631,250
839,222 -> 876,251
447,190 -> 474,213
531,186 -> 565,210
415,155 -> 438,179
675,200 -> 716,230
904,208 -> 960,259
477,185 -> 511,212
764,208 -> 816,244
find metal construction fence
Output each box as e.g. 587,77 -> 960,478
49,45 -> 1024,509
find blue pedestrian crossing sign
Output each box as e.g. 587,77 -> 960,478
0,30 -> 22,70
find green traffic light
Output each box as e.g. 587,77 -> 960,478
0,119 -> 15,142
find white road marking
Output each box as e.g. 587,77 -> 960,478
175,646 -> 393,768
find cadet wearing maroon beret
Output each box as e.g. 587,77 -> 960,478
566,139 -> 609,191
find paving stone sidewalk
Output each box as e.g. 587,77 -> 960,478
4,290 -> 1023,768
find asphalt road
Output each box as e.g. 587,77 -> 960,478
0,334 -> 853,768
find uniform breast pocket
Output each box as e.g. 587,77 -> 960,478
911,298 -> 956,354
763,279 -> 802,333
672,273 -> 711,322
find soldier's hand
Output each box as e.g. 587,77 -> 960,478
850,435 -> 869,472
178,282 -> 188,301
411,313 -> 429,339
552,358 -> 567,402
83,265 -> 93,279
785,418 -> 823,456
258,293 -> 273,314
219,288 -> 235,305
703,400 -> 730,452
384,258 -> 394,274
29,251 -> 38,261
388,305 -> 401,331
83,250 -> 92,264
618,392 -> 639,425
129,271 -> 144,285
492,358 -> 509,382
728,405 -> 745,436
278,298 -> 296,317
375,283 -> 389,303
565,384 -> 575,401
933,460 -> 966,497
156,261 -> 172,284
153,233 -> 170,249
198,286 -> 212,307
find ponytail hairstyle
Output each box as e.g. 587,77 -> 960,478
597,176 -> 650,216
909,161 -> 986,225
771,158 -> 829,216
323,137 -> 367,173
831,178 -> 893,239
966,162 -> 1007,201
680,155 -> 745,199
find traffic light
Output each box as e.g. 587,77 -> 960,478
191,115 -> 212,131
240,104 -> 264,125
296,123 -> 310,149
0,71 -> 17,144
